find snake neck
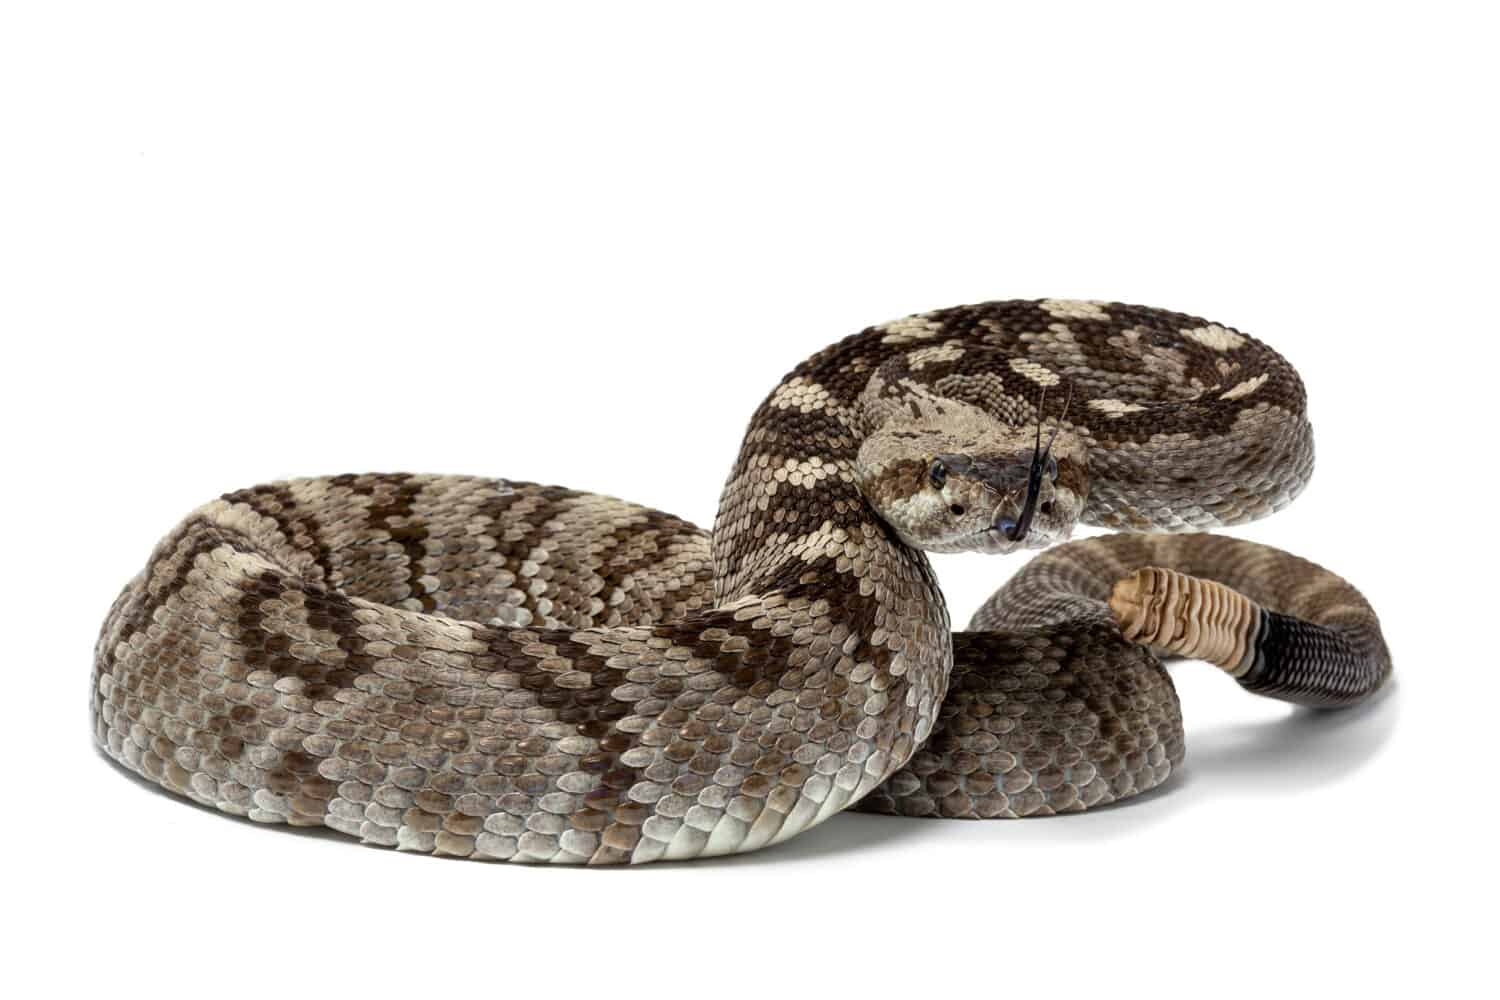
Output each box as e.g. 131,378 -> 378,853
705,317 -> 958,769
709,330 -> 938,608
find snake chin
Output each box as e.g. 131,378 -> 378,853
969,519 -> 1074,555
913,502 -> 1079,555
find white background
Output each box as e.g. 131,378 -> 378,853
3,3 -> 1495,997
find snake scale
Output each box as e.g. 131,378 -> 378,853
92,299 -> 1392,863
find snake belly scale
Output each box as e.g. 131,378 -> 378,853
91,299 -> 1392,862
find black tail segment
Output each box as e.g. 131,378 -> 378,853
1238,610 -> 1392,708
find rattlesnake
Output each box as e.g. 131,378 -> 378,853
92,299 -> 1391,862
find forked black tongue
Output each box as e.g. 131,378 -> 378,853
1007,382 -> 1071,542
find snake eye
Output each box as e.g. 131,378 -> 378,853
1045,454 -> 1058,480
928,460 -> 947,490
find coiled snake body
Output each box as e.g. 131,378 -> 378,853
93,300 -> 1391,862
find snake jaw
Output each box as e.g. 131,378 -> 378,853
971,514 -> 1072,554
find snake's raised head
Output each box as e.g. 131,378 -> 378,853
854,395 -> 1087,555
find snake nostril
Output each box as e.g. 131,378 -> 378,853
1040,500 -> 1054,516
949,504 -> 965,516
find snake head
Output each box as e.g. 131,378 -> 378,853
854,399 -> 1088,555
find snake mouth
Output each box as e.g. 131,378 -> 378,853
955,521 -> 1066,555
